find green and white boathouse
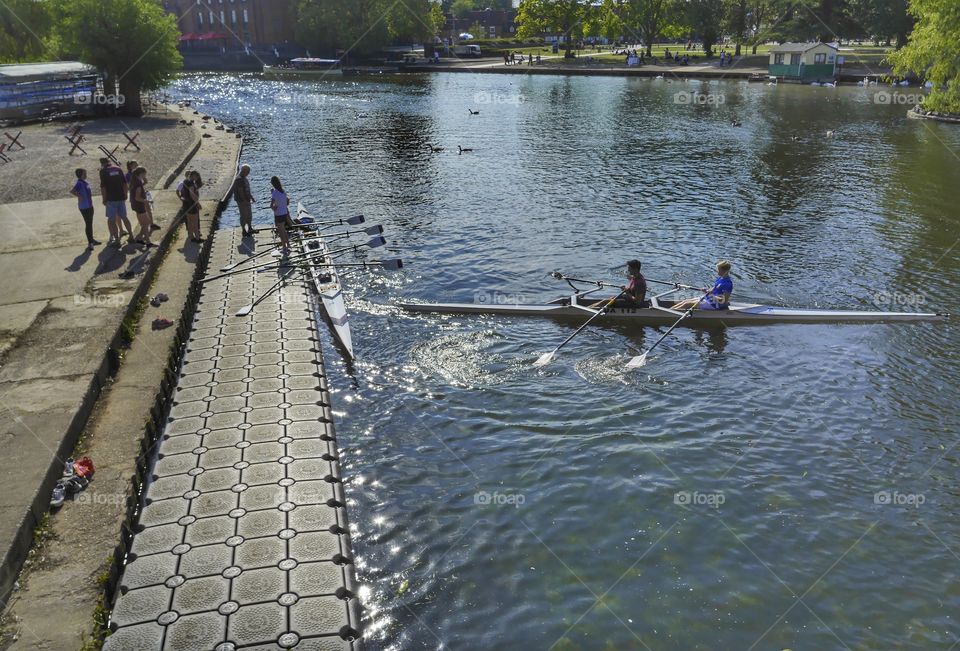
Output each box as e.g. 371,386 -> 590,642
768,43 -> 838,82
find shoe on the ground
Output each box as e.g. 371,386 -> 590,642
61,476 -> 82,495
152,318 -> 174,330
74,457 -> 95,479
50,483 -> 65,508
150,296 -> 161,307
90,239 -> 101,245
157,293 -> 169,303
150,224 -> 161,231
69,474 -> 89,490
63,458 -> 74,477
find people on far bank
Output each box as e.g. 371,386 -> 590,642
70,168 -> 99,249
270,176 -> 291,256
230,164 -> 255,237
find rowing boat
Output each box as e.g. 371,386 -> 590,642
296,203 -> 355,358
398,285 -> 947,326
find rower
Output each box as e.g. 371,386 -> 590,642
591,259 -> 647,308
674,260 -> 733,310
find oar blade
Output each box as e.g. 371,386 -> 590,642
366,236 -> 387,249
380,259 -> 403,271
346,215 -> 365,225
364,224 -> 384,235
235,304 -> 253,317
625,353 -> 648,369
533,351 -> 555,367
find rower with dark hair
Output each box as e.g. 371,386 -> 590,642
591,259 -> 647,308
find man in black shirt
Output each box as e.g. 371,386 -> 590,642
99,158 -> 129,246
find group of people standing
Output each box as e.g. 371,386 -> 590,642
70,158 -> 160,249
229,165 -> 292,255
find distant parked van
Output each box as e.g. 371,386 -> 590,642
453,44 -> 482,58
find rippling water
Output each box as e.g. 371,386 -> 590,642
169,72 -> 960,650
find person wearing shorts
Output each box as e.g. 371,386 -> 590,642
270,176 -> 291,256
99,158 -> 128,246
129,166 -> 153,247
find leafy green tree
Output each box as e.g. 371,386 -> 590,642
684,0 -> 726,57
517,0 -> 594,58
56,0 -> 182,116
584,0 -> 623,42
296,0 -> 436,57
619,0 -> 679,56
849,0 -> 912,47
726,0 -> 748,55
451,0 -> 476,18
0,0 -> 56,63
891,0 -> 960,114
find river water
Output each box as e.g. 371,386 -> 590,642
169,72 -> 960,650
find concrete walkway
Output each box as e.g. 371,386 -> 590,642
103,227 -> 362,650
0,104 -> 240,646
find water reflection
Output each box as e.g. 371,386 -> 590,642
167,72 -> 960,651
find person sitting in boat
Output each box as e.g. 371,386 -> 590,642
674,260 -> 733,310
591,259 -> 647,308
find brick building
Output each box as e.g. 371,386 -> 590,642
163,0 -> 296,49
445,9 -> 518,40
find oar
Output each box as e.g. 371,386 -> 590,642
624,287 -> 714,369
552,272 -> 698,291
234,267 -> 296,316
220,244 -> 279,272
202,237 -> 386,283
533,290 -> 628,367
299,224 -> 384,243
243,258 -> 404,277
250,215 -> 364,234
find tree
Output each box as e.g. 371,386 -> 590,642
296,0 -> 436,58
0,0 -> 56,63
584,0 -> 623,43
56,0 -> 182,116
726,0 -> 749,55
891,0 -> 960,114
684,0 -> 726,57
517,0 -> 594,58
849,0 -> 912,47
620,0 -> 679,56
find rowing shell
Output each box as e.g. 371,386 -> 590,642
396,296 -> 947,326
297,203 -> 355,359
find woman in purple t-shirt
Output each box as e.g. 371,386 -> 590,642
69,168 -> 99,249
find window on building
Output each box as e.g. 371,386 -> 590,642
198,13 -> 203,26
814,53 -> 826,64
231,9 -> 236,23
790,53 -> 800,65
243,9 -> 248,23
219,10 -> 224,23
774,53 -> 784,65
209,10 -> 214,23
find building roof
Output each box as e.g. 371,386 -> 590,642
770,42 -> 838,53
0,61 -> 98,83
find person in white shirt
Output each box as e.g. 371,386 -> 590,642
270,176 -> 291,255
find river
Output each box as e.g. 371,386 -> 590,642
168,71 -> 960,650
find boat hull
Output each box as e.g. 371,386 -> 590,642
299,214 -> 354,359
396,300 -> 947,326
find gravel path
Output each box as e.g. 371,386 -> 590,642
0,107 -> 196,204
